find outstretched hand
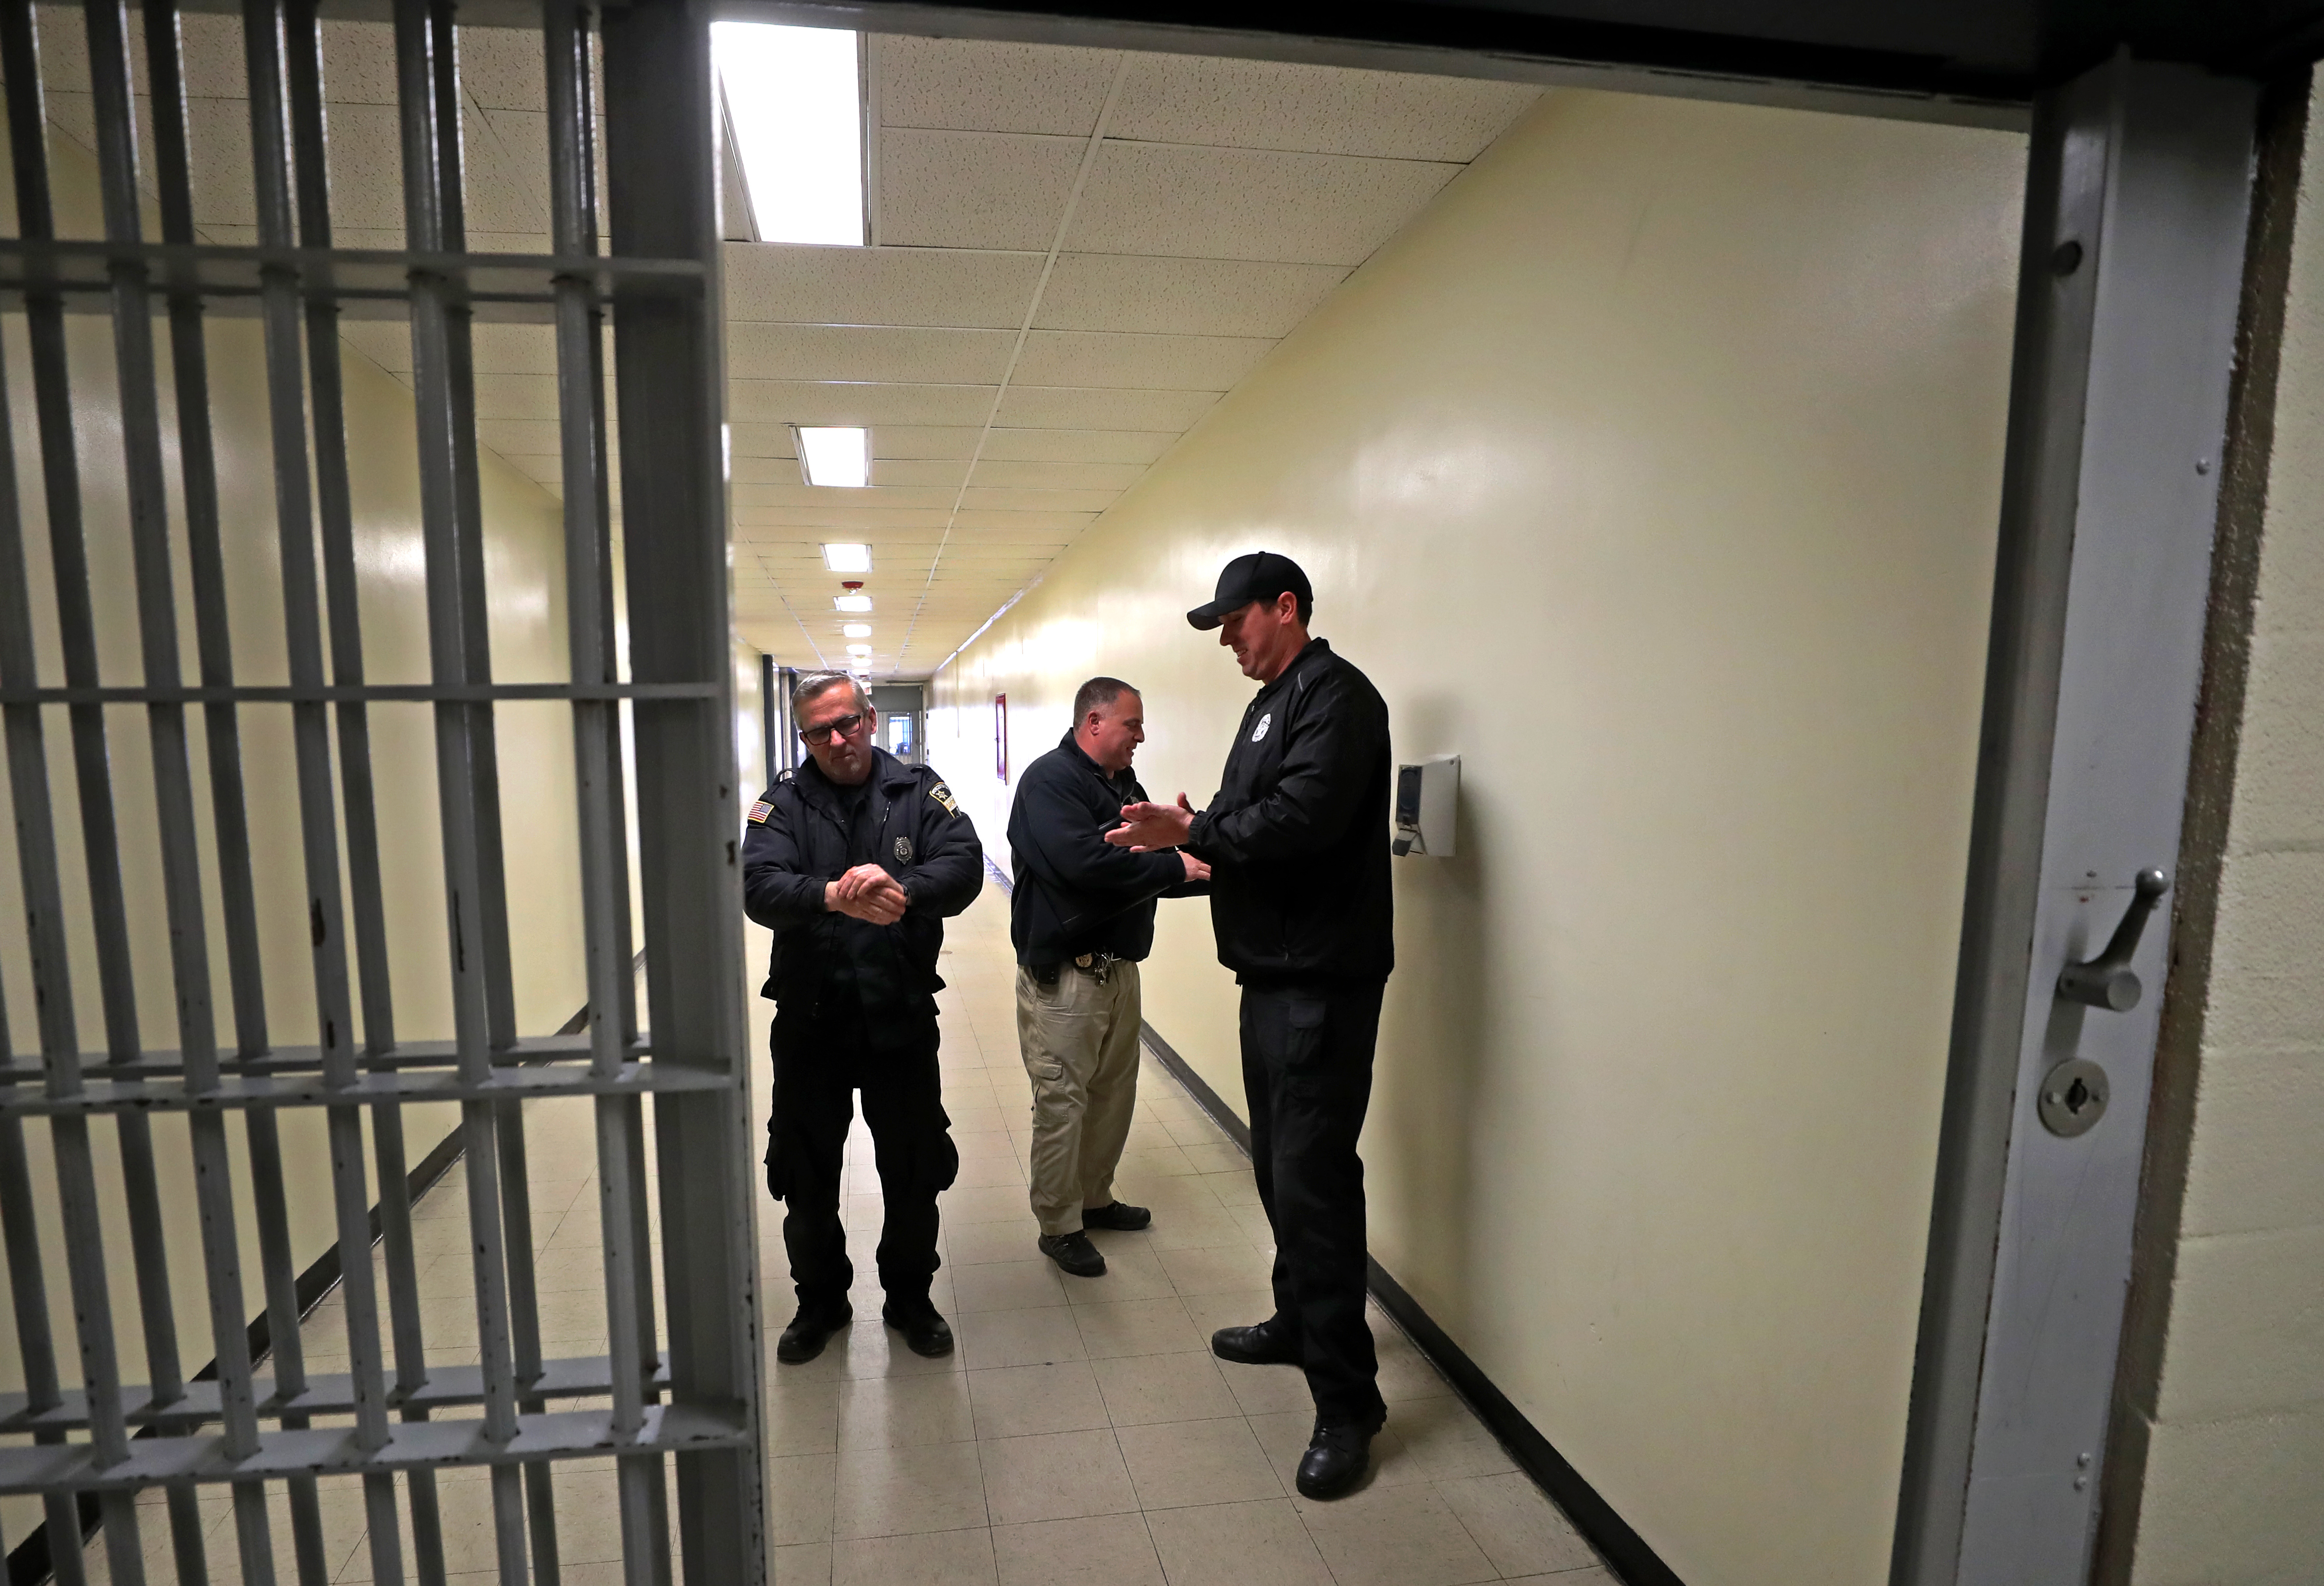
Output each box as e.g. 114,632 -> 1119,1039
1107,793 -> 1196,853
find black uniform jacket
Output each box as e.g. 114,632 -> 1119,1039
1187,638 -> 1393,984
741,748 -> 984,1034
1008,731 -> 1207,967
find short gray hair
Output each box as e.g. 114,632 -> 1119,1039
792,670 -> 870,725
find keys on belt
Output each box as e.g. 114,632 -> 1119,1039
1033,953 -> 1119,986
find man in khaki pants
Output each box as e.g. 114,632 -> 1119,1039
1007,678 -> 1209,1277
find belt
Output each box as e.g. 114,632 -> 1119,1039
1033,952 -> 1122,986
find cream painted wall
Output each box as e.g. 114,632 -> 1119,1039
0,124 -> 587,1545
930,89 -> 2024,1586
2116,89 -> 2324,1586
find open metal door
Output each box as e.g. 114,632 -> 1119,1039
0,0 -> 762,1581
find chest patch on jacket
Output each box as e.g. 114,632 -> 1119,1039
747,799 -> 773,824
929,781 -> 960,816
894,836 -> 913,864
1250,712 -> 1272,744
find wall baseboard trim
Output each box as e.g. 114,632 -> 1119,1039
1140,1018 -> 1685,1586
6,970 -> 627,1586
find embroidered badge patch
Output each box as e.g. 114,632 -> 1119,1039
747,800 -> 773,824
894,836 -> 914,864
1250,712 -> 1272,744
929,781 -> 960,816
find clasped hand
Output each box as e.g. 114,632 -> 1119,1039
1107,793 -> 1199,859
825,863 -> 908,925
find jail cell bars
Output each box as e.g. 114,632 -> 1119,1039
0,0 -> 762,1583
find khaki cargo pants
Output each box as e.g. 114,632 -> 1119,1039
1015,959 -> 1142,1237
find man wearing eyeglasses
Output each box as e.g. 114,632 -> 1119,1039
743,671 -> 984,1365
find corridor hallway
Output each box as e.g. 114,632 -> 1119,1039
72,885 -> 1610,1586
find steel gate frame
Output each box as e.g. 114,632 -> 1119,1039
0,0 -> 763,1581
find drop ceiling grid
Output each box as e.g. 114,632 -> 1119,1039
733,34 -> 1539,677
28,9 -> 1540,679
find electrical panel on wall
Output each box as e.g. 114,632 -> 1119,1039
1394,756 -> 1460,857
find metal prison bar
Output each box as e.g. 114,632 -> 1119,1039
0,1 -> 761,1583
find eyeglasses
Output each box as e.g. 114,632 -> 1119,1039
800,711 -> 867,747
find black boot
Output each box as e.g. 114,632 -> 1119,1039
1211,1317 -> 1302,1366
775,1300 -> 852,1364
882,1300 -> 955,1358
1038,1230 -> 1107,1277
1080,1201 -> 1152,1232
1295,1420 -> 1377,1500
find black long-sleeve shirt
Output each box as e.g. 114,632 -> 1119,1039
1187,638 -> 1393,984
1008,731 -> 1204,966
741,749 -> 983,1039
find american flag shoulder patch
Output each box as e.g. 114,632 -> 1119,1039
747,799 -> 773,824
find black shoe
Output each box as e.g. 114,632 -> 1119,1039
1038,1230 -> 1108,1277
1211,1318 -> 1302,1366
881,1302 -> 954,1357
775,1301 -> 852,1364
1295,1421 -> 1377,1500
1081,1201 -> 1152,1232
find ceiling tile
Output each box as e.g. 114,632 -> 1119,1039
1013,330 -> 1274,391
727,323 -> 1016,385
732,485 -> 960,510
995,386 -> 1216,431
969,460 -> 1147,489
950,510 -> 1098,533
730,423 -> 801,458
476,420 -> 563,456
867,425 -> 987,460
876,35 -> 1117,136
318,18 -> 401,105
873,459 -> 974,488
1111,56 -> 1542,161
957,487 -> 1120,513
1034,254 -> 1347,338
456,23 -> 550,112
729,381 -> 996,427
977,428 -> 1178,464
733,506 -> 954,530
880,129 -> 1083,251
1069,142 -> 1460,266
724,244 -> 1041,328
472,374 -> 561,420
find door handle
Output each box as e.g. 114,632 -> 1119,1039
2056,869 -> 2171,1012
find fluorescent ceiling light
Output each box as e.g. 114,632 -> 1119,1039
711,23 -> 862,246
796,427 -> 869,489
834,594 -> 873,613
842,623 -> 872,638
822,542 -> 873,572
847,644 -> 873,658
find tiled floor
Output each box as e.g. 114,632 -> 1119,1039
79,884 -> 1612,1585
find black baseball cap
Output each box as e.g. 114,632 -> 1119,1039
1187,551 -> 1312,631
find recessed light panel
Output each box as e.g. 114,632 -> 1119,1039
847,644 -> 873,659
795,427 -> 869,489
822,543 -> 873,572
842,623 -> 872,638
834,594 -> 873,613
711,24 -> 863,246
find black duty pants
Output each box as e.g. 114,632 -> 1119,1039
765,1006 -> 958,1312
1239,978 -> 1388,1430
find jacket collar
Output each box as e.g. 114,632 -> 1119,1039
1252,636 -> 1332,705
799,746 -> 912,807
1058,728 -> 1137,791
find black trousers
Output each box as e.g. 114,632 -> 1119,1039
765,1006 -> 958,1312
1239,978 -> 1388,1430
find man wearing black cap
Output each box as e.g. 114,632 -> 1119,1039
1106,551 -> 1394,1499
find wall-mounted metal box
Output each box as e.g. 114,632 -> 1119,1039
1393,755 -> 1459,857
